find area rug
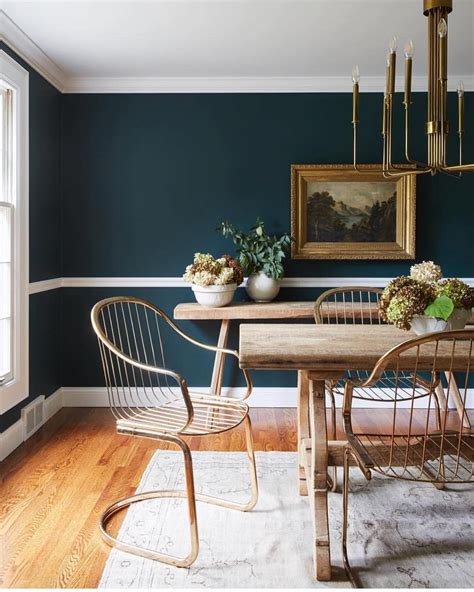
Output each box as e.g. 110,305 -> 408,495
99,451 -> 474,588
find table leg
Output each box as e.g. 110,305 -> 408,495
309,378 -> 331,581
210,319 -> 230,396
445,371 -> 471,429
297,370 -> 310,496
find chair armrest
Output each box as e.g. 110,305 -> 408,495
164,317 -> 253,401
342,382 -> 373,479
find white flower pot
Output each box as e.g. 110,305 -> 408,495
191,284 -> 236,307
446,307 -> 471,330
410,308 -> 470,335
246,271 -> 281,303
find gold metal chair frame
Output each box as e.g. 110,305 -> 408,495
314,287 -> 385,491
91,296 -> 258,567
341,328 -> 474,587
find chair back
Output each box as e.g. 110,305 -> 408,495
314,287 -> 384,325
91,296 -> 192,425
345,329 -> 474,483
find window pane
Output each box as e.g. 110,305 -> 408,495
0,204 -> 11,262
0,318 -> 10,379
0,90 -> 3,195
0,262 -> 10,320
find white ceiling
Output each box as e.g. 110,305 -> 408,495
1,0 -> 473,92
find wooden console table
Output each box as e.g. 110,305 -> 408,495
174,302 -> 316,395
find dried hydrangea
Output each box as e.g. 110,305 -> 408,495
435,278 -> 474,309
380,276 -> 434,329
183,252 -> 243,287
215,268 -> 234,285
221,254 -> 244,285
410,261 -> 443,285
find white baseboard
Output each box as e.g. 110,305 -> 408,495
0,388 -> 63,462
60,386 -> 474,410
44,387 -> 64,418
0,419 -> 24,462
60,386 -> 297,408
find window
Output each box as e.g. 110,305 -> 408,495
0,51 -> 28,413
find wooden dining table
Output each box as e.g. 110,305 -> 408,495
238,323 -> 472,581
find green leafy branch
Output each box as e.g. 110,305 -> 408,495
217,218 -> 293,280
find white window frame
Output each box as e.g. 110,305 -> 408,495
0,51 -> 29,414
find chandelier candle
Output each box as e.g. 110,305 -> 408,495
403,40 -> 413,106
350,0 -> 474,177
352,66 -> 360,124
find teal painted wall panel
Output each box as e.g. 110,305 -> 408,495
59,92 -> 473,390
61,93 -> 473,278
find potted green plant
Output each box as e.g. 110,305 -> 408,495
379,261 -> 474,334
218,219 -> 292,302
183,253 -> 244,307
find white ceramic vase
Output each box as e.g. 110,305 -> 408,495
410,308 -> 470,335
191,283 -> 236,307
245,271 -> 281,303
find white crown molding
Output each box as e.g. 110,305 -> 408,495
1,12 -> 473,95
62,75 -> 474,94
0,10 -> 66,92
29,276 -> 474,293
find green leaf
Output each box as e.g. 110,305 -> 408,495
424,296 -> 454,321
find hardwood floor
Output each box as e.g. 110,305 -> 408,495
0,406 -> 471,588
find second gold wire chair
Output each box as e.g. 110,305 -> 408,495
91,296 -> 258,568
341,329 -> 474,587
314,287 -> 445,490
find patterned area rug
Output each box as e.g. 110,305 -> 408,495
99,451 -> 474,588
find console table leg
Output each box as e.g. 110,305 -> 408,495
210,319 -> 230,396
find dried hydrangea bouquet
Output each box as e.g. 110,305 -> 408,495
380,261 -> 474,334
183,253 -> 244,307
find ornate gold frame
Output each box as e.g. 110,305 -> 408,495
291,164 -> 416,260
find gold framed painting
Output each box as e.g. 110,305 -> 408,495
291,164 -> 416,260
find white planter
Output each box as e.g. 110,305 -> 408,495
246,271 -> 281,303
446,307 -> 471,330
191,283 -> 236,308
410,308 -> 470,335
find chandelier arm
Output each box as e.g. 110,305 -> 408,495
442,164 -> 474,172
353,125 -> 391,174
437,167 -> 462,179
382,166 -> 433,178
404,105 -> 430,168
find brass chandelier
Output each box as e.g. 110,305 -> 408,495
351,0 -> 473,178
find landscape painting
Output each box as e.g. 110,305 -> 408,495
291,165 -> 416,260
306,181 -> 397,243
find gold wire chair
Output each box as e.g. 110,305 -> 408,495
91,296 -> 258,567
341,329 -> 474,588
314,287 -> 446,490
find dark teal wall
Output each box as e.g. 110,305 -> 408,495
61,93 -> 473,278
0,43 -> 62,432
60,92 -> 473,391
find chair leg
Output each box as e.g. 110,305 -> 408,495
100,419 -> 259,567
342,447 -> 359,588
100,433 -> 199,567
328,388 -> 338,492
